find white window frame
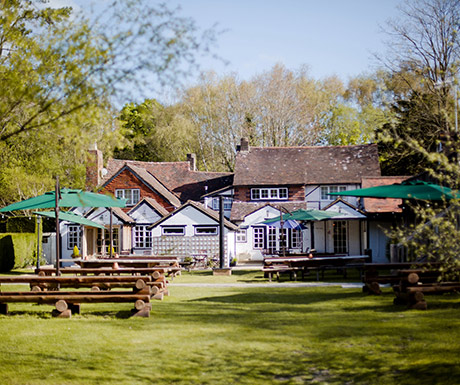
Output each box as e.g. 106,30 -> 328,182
194,226 -> 218,236
251,188 -> 288,201
162,226 -> 185,236
115,188 -> 140,206
134,225 -> 152,248
290,229 -> 301,249
236,229 -> 247,243
253,227 -> 266,249
97,227 -> 119,254
67,225 -> 80,249
321,185 -> 347,200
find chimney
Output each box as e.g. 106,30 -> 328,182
86,145 -> 103,190
239,137 -> 249,152
187,153 -> 196,171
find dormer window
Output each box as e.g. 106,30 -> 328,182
251,188 -> 288,201
115,188 -> 140,206
321,186 -> 346,200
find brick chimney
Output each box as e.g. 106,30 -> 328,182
187,153 -> 196,171
238,137 -> 250,152
86,145 -> 103,190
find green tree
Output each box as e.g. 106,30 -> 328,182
0,0 -> 214,204
378,0 -> 460,279
114,99 -> 197,163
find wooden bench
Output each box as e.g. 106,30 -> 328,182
262,265 -> 304,282
0,289 -> 152,317
393,282 -> 460,310
35,266 -> 181,279
361,262 -> 442,294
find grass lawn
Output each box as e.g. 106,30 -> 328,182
0,270 -> 459,384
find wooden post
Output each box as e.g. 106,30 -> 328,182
219,196 -> 224,268
55,177 -> 61,277
36,216 -> 41,270
109,207 -> 113,258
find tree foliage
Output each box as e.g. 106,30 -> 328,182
378,0 -> 460,277
0,0 -> 213,204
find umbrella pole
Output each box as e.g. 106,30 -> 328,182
109,208 -> 113,258
55,177 -> 61,276
36,216 -> 41,270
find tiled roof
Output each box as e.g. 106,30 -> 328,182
127,164 -> 181,208
361,176 -> 410,213
233,144 -> 381,186
102,159 -> 233,202
230,201 -> 308,222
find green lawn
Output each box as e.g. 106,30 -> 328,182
0,270 -> 459,384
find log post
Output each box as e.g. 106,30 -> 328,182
55,299 -> 68,312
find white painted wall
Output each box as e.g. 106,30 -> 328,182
305,184 -> 361,209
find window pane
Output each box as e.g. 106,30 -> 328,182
251,189 -> 260,200
261,189 -> 269,199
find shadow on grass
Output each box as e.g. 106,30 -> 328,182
191,288 -> 365,306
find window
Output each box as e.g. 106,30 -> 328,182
115,188 -> 140,206
194,226 -> 218,235
333,221 -> 347,254
290,229 -> 301,249
67,225 -> 80,249
253,227 -> 266,249
251,188 -> 288,201
212,197 -> 233,211
321,185 -> 347,200
162,226 -> 185,236
97,227 -> 119,254
236,229 -> 247,243
134,226 -> 152,248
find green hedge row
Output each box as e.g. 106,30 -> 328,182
0,233 -> 38,272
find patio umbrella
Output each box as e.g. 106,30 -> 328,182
0,188 -> 126,212
0,183 -> 126,274
327,180 -> 457,201
263,209 -> 340,223
262,219 -> 305,230
33,211 -> 106,230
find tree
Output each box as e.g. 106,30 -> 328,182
379,0 -> 460,279
178,65 -> 346,171
0,0 -> 214,204
114,99 -> 197,163
377,0 -> 460,179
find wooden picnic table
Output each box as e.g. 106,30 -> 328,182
35,266 -> 180,277
264,255 -> 370,281
73,258 -> 179,268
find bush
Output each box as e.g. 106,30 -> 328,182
0,233 -> 37,271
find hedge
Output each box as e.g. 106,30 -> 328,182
0,233 -> 37,271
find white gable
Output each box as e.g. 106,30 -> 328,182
86,208 -> 127,226
243,205 -> 281,227
324,201 -> 366,219
157,205 -> 218,228
129,202 -> 163,223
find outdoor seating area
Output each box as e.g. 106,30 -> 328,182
0,262 -> 174,317
263,254 -> 370,281
361,262 -> 460,309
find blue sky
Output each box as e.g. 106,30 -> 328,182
169,0 -> 403,82
52,0 -> 404,95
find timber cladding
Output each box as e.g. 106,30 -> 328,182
102,169 -> 173,212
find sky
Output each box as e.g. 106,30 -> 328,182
49,0 -> 404,97
166,0 -> 403,82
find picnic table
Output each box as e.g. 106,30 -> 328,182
73,257 -> 179,268
264,254 -> 370,281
